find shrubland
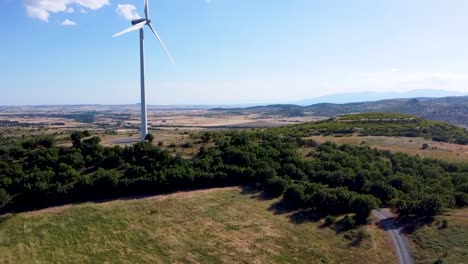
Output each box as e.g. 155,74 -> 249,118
273,113 -> 468,145
1,126 -> 467,225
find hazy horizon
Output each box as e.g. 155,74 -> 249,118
1,0 -> 468,105
1,89 -> 466,107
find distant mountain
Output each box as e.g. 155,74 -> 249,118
211,96 -> 468,127
294,89 -> 467,105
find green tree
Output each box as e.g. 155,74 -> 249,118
70,131 -> 85,148
414,196 -> 445,216
351,195 -> 380,220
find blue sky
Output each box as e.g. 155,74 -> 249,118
1,0 -> 467,105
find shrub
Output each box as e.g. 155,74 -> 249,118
324,215 -> 336,226
441,219 -> 449,229
263,177 -> 289,197
0,188 -> 10,206
455,193 -> 468,207
201,132 -> 211,143
283,185 -> 307,208
182,142 -> 193,148
145,133 -> 154,143
339,215 -> 356,231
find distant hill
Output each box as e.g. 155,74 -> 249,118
294,89 -> 467,105
211,96 -> 468,127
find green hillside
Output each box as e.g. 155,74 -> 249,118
0,188 -> 395,264
273,113 -> 468,144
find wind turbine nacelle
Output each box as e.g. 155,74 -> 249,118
132,18 -> 150,25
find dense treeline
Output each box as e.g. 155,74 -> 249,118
274,113 -> 468,145
0,130 -> 467,224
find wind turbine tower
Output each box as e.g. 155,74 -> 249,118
113,0 -> 175,142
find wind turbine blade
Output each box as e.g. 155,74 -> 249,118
144,0 -> 149,19
112,21 -> 147,38
148,23 -> 175,64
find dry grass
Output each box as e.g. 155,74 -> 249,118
0,187 -> 395,264
309,135 -> 467,162
100,129 -> 205,157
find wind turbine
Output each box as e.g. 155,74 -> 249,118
113,0 -> 175,142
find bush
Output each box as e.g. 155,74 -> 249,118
201,132 -> 211,143
344,228 -> 370,241
441,219 -> 448,229
263,177 -> 289,197
454,192 -> 468,207
338,215 -> 356,231
283,185 -> 307,208
0,188 -> 10,206
324,215 -> 336,226
145,133 -> 154,143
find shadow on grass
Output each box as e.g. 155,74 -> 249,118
348,236 -> 365,247
374,211 -> 435,235
239,185 -> 287,202
265,199 -> 325,225
239,185 -> 259,196
289,209 -> 323,224
398,215 -> 435,234
0,185 -> 242,216
266,200 -> 296,215
375,217 -> 400,231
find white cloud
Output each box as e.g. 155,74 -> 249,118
116,4 -> 140,21
61,18 -> 77,26
25,0 -> 109,21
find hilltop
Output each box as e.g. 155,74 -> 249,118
272,113 -> 468,145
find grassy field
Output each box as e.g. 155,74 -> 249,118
0,187 -> 395,264
409,208 -> 468,264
